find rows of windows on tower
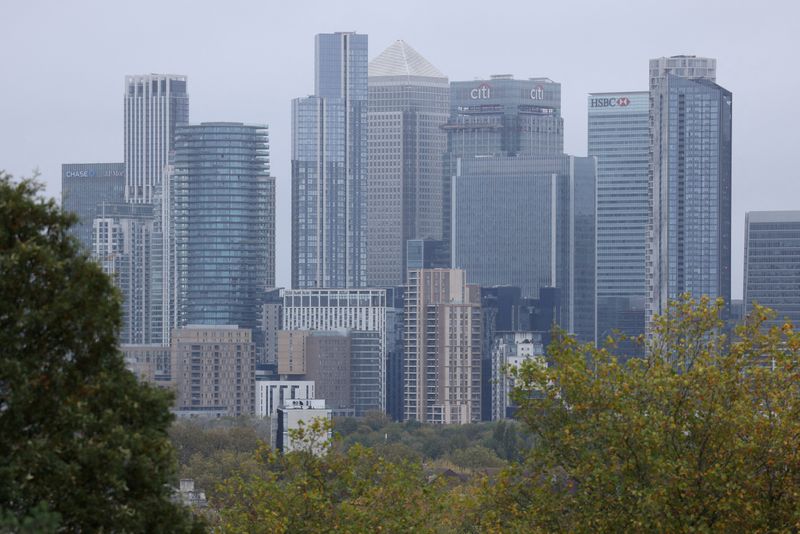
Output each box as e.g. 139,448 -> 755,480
61,38 -> 743,426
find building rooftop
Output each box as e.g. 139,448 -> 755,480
369,40 -> 446,79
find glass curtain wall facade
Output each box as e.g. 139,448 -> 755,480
588,92 -> 648,354
647,57 -> 732,331
446,76 -> 595,342
124,74 -> 188,204
367,40 -> 450,287
743,211 -> 800,329
172,123 -> 274,331
292,32 -> 368,289
61,162 -> 125,250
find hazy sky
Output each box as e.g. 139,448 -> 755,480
2,0 -> 798,297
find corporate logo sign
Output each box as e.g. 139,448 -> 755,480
65,169 -> 124,178
590,96 -> 631,108
470,83 -> 549,101
470,83 -> 492,100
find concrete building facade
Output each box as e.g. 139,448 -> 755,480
366,40 -> 449,287
404,269 -> 482,424
172,326 -> 255,417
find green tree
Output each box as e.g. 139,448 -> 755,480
215,419 -> 450,533
0,174 -> 203,532
470,296 -> 800,532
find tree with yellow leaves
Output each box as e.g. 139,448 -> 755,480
466,295 -> 800,532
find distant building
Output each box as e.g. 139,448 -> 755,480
744,211 -> 800,329
367,40 -> 449,287
646,56 -> 732,332
282,288 -> 388,413
122,344 -> 171,386
255,380 -> 315,418
92,203 -> 160,344
174,479 -> 207,508
257,289 -> 283,365
404,269 -> 482,424
406,239 -> 450,272
292,32 -> 368,289
171,122 -> 275,331
172,326 -> 255,417
278,330 -> 353,415
124,74 -> 189,204
451,154 -> 596,342
446,76 -> 595,342
61,162 -> 125,250
385,287 -> 405,421
588,91 -> 649,355
491,332 -> 545,420
273,399 -> 332,454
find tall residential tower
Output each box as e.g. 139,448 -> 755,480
171,123 -> 274,331
292,32 -> 368,289
124,74 -> 189,204
646,56 -> 732,330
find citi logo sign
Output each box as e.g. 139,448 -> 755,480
470,83 -> 492,99
530,85 -> 545,100
590,96 -> 631,108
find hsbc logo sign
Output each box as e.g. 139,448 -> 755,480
590,96 -> 631,108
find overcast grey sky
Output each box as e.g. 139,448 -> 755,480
2,0 -> 798,296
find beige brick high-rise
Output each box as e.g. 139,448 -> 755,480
404,269 -> 482,424
172,326 -> 255,417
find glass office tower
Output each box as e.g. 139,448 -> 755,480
171,123 -> 274,331
292,32 -> 368,289
646,57 -> 732,331
588,92 -> 648,353
447,76 -> 595,342
61,162 -> 125,250
743,211 -> 800,329
124,74 -> 189,204
366,40 -> 449,287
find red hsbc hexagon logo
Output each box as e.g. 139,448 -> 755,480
617,97 -> 630,106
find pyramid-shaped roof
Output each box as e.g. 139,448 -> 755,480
369,40 -> 446,80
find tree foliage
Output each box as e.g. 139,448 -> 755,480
0,174 -> 202,532
468,296 -> 800,532
214,419 -> 453,533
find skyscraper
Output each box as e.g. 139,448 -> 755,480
646,56 -> 732,329
92,202 -> 159,344
292,32 -> 368,289
366,40 -> 449,287
447,76 -> 595,342
743,211 -> 800,329
61,162 -> 125,250
404,268 -> 482,424
124,74 -> 189,204
171,122 -> 274,331
588,92 -> 649,352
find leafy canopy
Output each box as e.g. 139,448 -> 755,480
469,296 -> 800,533
0,173 -> 202,532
